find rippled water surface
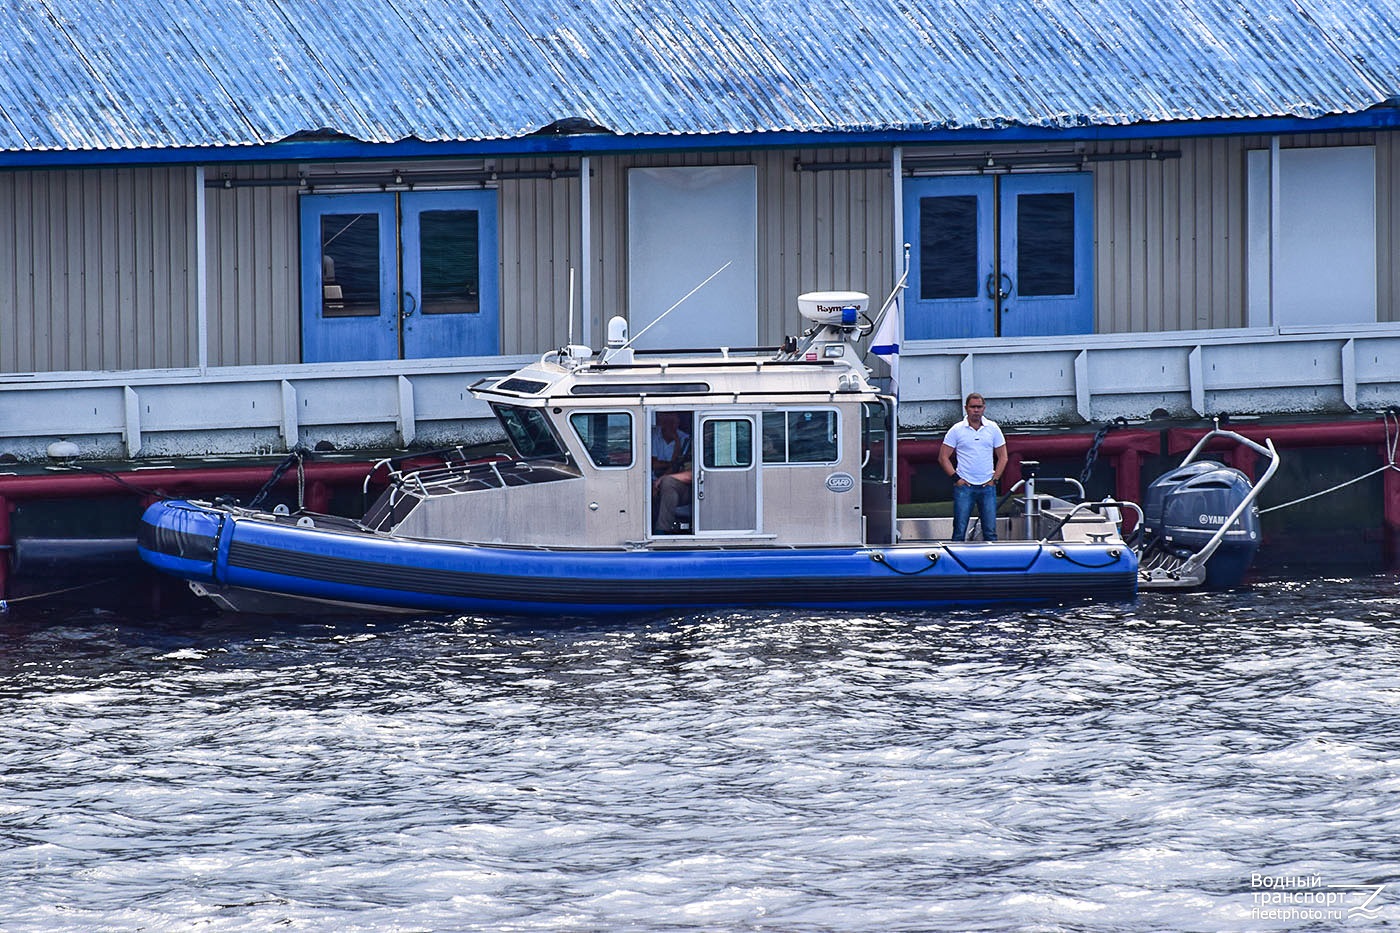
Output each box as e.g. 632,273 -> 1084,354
3,573 -> 1400,931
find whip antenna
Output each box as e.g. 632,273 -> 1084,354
605,261 -> 732,362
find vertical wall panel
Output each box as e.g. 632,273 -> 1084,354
24,174 -> 44,368
497,156 -> 581,355
79,172 -> 100,368
0,166 -> 195,374
135,170 -> 154,368
97,169 -> 117,367
203,163 -> 299,366
251,170 -> 272,362
1381,131 -> 1397,324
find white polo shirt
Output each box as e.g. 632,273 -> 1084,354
943,418 -> 1005,485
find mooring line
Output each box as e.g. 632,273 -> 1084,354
1259,410 -> 1400,514
0,577 -> 121,612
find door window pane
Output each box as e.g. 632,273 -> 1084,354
419,209 -> 480,315
1016,193 -> 1075,296
762,412 -> 785,462
918,196 -> 978,299
703,419 -> 753,469
320,214 -> 380,317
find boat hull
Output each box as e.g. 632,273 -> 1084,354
139,499 -> 1139,616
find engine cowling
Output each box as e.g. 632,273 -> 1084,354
1160,467 -> 1261,587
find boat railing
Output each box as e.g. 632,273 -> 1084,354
1041,500 -> 1143,543
390,456 -> 577,498
405,459 -> 507,495
362,446 -> 483,498
1008,476 -> 1086,500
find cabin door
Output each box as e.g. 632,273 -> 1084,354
694,413 -> 758,534
299,190 -> 499,363
902,173 -> 1093,339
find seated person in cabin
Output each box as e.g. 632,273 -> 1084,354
651,412 -> 689,480
652,412 -> 693,533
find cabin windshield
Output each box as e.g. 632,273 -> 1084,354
491,403 -> 568,461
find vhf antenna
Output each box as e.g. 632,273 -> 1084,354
604,261 -> 732,363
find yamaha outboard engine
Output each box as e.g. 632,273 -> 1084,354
1158,467 -> 1260,587
1141,460 -> 1224,543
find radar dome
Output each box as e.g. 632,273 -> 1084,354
796,291 -> 869,326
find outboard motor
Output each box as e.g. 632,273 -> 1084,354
1159,467 -> 1260,587
1140,460 -> 1224,544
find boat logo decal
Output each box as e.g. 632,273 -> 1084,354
825,472 -> 856,493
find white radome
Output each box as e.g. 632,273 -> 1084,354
796,291 -> 869,326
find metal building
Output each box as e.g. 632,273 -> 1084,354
1,0 -> 1399,457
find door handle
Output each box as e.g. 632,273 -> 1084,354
402,292 -> 417,318
984,273 -> 1012,301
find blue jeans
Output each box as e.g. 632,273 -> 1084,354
952,482 -> 999,541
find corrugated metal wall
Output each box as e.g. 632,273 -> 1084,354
1090,132 -> 1392,332
497,149 -> 893,354
0,166 -> 197,373
204,164 -> 300,366
1,134 -> 1396,375
497,158 -> 582,356
756,149 -> 893,344
1092,137 -> 1248,333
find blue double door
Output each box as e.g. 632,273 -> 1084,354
299,190 -> 499,363
902,173 -> 1093,339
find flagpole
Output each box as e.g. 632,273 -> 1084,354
863,243 -> 910,364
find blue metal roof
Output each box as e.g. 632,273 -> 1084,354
2,0 -> 1397,160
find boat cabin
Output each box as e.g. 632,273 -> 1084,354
368,302 -> 898,550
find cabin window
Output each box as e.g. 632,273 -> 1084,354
570,412 -> 633,467
761,410 -> 839,464
572,382 -> 710,396
702,419 -> 753,469
491,404 -> 567,461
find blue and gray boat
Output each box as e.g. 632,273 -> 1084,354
140,292 -> 1273,616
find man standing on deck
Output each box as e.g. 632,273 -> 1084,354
938,393 -> 1008,541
